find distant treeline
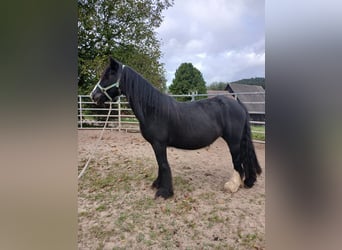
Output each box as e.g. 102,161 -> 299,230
207,77 -> 265,90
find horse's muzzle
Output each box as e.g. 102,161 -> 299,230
91,92 -> 104,105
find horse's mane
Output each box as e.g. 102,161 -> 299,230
121,66 -> 175,122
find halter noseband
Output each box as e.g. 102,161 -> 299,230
91,65 -> 125,102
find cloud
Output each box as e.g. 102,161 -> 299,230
156,0 -> 265,85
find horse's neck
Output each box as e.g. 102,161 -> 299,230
123,71 -> 175,124
127,94 -> 145,123
122,71 -> 162,123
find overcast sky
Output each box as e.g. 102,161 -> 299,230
156,0 -> 265,86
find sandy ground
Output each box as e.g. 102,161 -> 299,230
78,130 -> 265,249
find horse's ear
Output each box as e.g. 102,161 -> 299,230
109,57 -> 119,71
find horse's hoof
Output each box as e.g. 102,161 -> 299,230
155,188 -> 174,199
224,170 -> 242,193
244,178 -> 255,188
224,180 -> 239,193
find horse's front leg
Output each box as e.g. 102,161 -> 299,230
151,142 -> 174,199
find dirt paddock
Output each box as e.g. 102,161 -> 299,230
78,130 -> 265,249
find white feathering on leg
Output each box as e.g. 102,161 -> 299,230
224,170 -> 242,193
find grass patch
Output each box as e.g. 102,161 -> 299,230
96,204 -> 107,212
89,225 -> 111,242
208,213 -> 224,223
176,196 -> 197,214
198,191 -> 216,201
173,175 -> 194,193
185,219 -> 196,229
116,213 -> 128,226
251,125 -> 265,141
78,211 -> 93,218
239,232 -> 263,249
132,196 -> 155,210
121,117 -> 138,123
136,232 -> 145,243
207,211 -> 225,228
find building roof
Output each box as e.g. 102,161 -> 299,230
225,83 -> 265,113
206,90 -> 233,98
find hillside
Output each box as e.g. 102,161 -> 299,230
230,77 -> 265,89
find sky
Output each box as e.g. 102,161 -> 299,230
156,0 -> 265,86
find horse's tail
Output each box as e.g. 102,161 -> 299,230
239,103 -> 262,187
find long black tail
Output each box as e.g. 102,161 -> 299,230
240,105 -> 262,188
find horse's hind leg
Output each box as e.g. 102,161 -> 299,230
223,137 -> 244,193
151,142 -> 174,199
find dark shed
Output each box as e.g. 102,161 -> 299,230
225,83 -> 265,122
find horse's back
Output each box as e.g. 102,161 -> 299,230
180,95 -> 246,123
166,96 -> 246,149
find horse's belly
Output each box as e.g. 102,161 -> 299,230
168,132 -> 220,150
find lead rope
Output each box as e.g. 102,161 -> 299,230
78,102 -> 112,179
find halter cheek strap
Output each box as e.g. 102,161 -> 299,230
91,65 -> 125,101
94,80 -> 120,101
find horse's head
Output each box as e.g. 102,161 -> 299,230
90,57 -> 124,105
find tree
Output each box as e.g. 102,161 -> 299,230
168,63 -> 207,100
78,0 -> 173,94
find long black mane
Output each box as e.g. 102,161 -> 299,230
120,66 -> 176,123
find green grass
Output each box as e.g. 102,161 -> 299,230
239,232 -> 264,249
96,204 -> 107,212
173,175 -> 194,193
251,125 -> 265,141
121,117 -> 138,123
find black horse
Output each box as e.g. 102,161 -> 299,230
91,57 -> 261,199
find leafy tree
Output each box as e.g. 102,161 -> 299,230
168,63 -> 207,100
78,0 -> 173,94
